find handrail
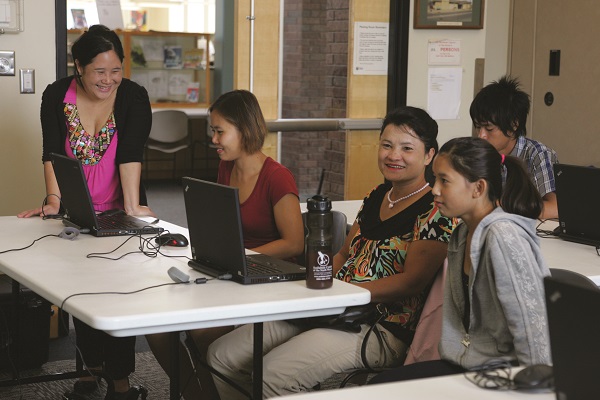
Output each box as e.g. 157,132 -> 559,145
265,118 -> 383,132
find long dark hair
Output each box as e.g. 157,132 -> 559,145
439,137 -> 542,219
71,25 -> 124,88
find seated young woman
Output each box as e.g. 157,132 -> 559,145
146,90 -> 304,400
205,106 -> 457,399
370,136 -> 552,385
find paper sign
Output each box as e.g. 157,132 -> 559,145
428,39 -> 461,66
96,0 -> 124,30
353,22 -> 389,75
428,67 -> 462,120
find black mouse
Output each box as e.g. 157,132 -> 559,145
155,233 -> 189,247
513,364 -> 554,391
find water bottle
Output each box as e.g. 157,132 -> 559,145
305,195 -> 333,289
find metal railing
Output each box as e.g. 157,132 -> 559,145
266,118 -> 383,132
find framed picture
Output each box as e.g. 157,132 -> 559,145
414,0 -> 484,29
71,9 -> 88,30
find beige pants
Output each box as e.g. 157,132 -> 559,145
206,321 -> 408,399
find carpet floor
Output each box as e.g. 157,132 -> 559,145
0,352 -> 170,400
0,352 -> 366,399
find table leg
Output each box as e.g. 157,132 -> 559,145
169,331 -> 180,400
253,322 -> 263,400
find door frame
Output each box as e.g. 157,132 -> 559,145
55,0 -> 67,79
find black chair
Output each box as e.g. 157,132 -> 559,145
299,210 -> 347,266
549,268 -> 599,290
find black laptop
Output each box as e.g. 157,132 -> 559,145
182,177 -> 306,285
50,153 -> 163,237
544,276 -> 600,400
553,163 -> 600,246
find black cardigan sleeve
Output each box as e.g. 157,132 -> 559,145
113,79 -> 152,164
40,77 -> 72,162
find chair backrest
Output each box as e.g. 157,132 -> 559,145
300,210 -> 347,264
149,110 -> 189,143
549,268 -> 599,291
403,258 -> 447,365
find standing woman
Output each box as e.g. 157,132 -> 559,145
18,25 -> 152,399
147,89 -> 304,399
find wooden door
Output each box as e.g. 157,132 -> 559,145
509,0 -> 600,167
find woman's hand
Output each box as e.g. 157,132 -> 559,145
126,204 -> 157,218
17,203 -> 60,219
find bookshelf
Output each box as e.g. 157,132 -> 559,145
67,29 -> 212,107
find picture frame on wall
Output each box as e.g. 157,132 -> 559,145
414,0 -> 484,29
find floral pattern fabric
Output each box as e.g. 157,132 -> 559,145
65,102 -> 116,165
335,184 -> 456,341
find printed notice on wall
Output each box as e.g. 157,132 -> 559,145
428,39 -> 461,66
353,22 -> 389,75
96,0 -> 124,29
428,68 -> 462,120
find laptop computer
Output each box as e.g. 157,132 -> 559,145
182,177 -> 306,285
553,163 -> 600,246
50,153 -> 163,237
544,276 -> 600,400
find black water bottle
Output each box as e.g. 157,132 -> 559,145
305,195 -> 333,289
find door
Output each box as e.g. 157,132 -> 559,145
509,0 -> 600,167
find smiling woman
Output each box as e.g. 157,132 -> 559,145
18,24 -> 154,400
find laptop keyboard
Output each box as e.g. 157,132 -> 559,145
246,256 -> 283,275
97,214 -> 140,229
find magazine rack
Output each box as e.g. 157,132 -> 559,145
67,29 -> 212,107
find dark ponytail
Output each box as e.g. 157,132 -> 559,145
501,155 -> 542,218
439,137 -> 542,219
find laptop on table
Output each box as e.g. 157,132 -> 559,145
50,153 -> 163,237
553,163 -> 600,246
182,177 -> 306,285
544,276 -> 600,400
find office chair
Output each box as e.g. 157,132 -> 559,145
299,210 -> 348,266
145,110 -> 190,179
549,268 -> 599,290
335,260 -> 449,388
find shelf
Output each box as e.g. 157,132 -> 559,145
67,29 -> 212,107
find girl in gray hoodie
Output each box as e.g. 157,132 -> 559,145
370,136 -> 551,384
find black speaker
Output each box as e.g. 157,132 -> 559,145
0,276 -> 51,371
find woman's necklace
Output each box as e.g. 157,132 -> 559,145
387,183 -> 429,209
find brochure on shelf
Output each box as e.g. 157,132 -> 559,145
164,46 -> 183,69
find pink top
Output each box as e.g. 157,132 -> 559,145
63,79 -> 123,212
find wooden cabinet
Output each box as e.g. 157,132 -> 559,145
67,29 -> 212,107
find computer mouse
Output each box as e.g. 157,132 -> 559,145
155,233 -> 189,247
513,364 -> 554,391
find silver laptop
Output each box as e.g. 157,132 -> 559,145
182,177 -> 306,285
50,153 -> 163,237
554,163 -> 600,246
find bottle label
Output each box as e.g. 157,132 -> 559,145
306,249 -> 333,289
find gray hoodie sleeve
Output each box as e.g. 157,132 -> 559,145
486,221 -> 551,366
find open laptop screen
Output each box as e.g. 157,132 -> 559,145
554,163 -> 600,246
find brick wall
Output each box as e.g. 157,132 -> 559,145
281,0 -> 349,201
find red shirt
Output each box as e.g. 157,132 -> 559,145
217,157 -> 299,250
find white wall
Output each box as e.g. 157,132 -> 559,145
0,1 -> 511,215
406,0 -> 510,146
0,2 -> 56,215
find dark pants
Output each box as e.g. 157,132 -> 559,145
368,360 -> 466,385
73,317 -> 136,380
